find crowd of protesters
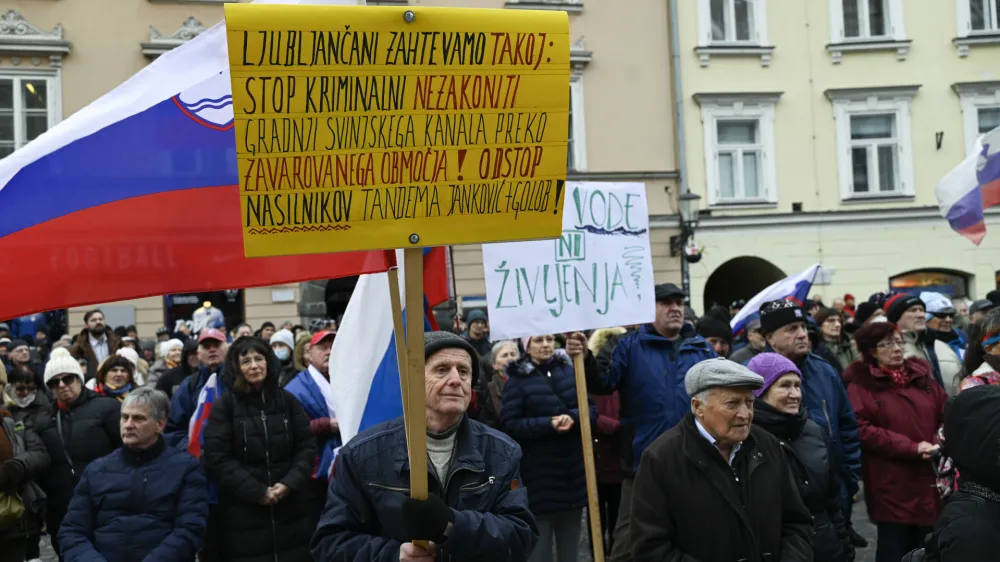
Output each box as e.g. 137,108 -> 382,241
0,287 -> 997,561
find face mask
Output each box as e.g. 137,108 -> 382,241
14,392 -> 35,408
274,348 -> 291,362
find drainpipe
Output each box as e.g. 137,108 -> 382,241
668,0 -> 693,300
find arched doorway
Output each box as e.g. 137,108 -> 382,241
325,275 -> 359,323
703,257 -> 785,313
889,269 -> 971,298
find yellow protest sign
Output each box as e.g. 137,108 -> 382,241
224,4 -> 570,257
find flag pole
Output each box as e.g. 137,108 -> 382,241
402,247 -> 430,551
387,266 -> 409,426
573,353 -> 605,562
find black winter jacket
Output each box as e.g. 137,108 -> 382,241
501,354 -> 597,516
631,413 -> 814,562
928,482 -> 1000,561
754,402 -> 854,562
0,412 -> 49,542
35,389 -> 122,538
8,391 -> 49,427
201,379 -> 316,562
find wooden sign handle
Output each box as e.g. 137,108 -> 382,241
573,353 -> 605,562
402,248 -> 430,552
387,267 -> 409,427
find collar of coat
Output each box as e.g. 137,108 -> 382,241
394,415 -> 485,477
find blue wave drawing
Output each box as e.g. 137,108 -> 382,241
575,225 -> 648,236
184,95 -> 233,107
183,101 -> 233,112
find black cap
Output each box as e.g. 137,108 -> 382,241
988,290 -> 1000,306
759,300 -> 807,334
730,299 -> 746,309
655,283 -> 685,302
885,293 -> 924,324
424,331 -> 481,382
156,327 -> 169,336
697,317 -> 733,344
970,299 -> 997,315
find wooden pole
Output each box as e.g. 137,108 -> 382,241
387,267 -> 409,426
573,353 -> 605,562
402,248 -> 430,551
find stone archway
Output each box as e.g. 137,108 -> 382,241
703,256 -> 785,314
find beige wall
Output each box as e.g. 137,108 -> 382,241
11,0 -> 681,328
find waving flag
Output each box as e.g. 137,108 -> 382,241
936,126 -> 1000,245
730,264 -> 821,337
0,0 -> 390,320
328,249 -> 446,458
187,372 -> 224,459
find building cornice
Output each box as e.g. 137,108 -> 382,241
693,91 -> 783,106
0,10 -> 71,66
824,84 -> 920,102
566,170 -> 679,182
142,17 -> 206,59
694,45 -> 775,68
826,39 -> 911,64
648,205 -> 1000,230
953,33 -> 1000,58
952,81 -> 1000,97
504,0 -> 583,14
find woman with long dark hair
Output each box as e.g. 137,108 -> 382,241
958,307 -> 1000,391
201,337 -> 316,562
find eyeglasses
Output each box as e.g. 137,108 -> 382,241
13,385 -> 36,393
46,374 -> 77,388
876,339 -> 906,350
932,313 -> 955,319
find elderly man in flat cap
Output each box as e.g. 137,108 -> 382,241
311,331 -> 538,562
630,358 -> 813,562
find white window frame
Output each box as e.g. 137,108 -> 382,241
828,0 -> 909,62
568,75 -> 587,172
828,88 -> 917,201
955,0 -> 1000,56
0,69 -> 62,156
956,83 -> 1000,153
695,93 -> 780,206
695,0 -> 774,67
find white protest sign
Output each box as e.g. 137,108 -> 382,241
482,182 -> 655,341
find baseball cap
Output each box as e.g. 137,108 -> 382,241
655,283 -> 685,302
310,331 -> 336,346
198,329 -> 227,344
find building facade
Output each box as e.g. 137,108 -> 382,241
678,0 -> 1000,313
2,0 -> 681,336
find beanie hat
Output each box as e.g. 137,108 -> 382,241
987,290 -> 1000,306
116,347 -> 139,369
885,293 -> 924,324
747,353 -> 802,398
269,329 -> 295,350
159,338 -> 183,359
920,291 -> 954,320
466,309 -> 488,324
853,302 -> 881,325
424,331 -> 480,381
697,317 -> 733,344
9,339 -> 28,352
759,300 -> 807,335
45,348 -> 84,384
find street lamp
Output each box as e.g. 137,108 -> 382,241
670,191 -> 702,302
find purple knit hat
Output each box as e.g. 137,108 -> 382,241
746,353 -> 801,398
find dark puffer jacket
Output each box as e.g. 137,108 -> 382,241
753,401 -> 854,562
58,437 -> 209,562
0,412 -> 49,543
35,389 -> 122,546
501,354 -> 597,516
201,374 -> 316,562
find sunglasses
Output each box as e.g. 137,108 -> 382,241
13,385 -> 36,393
46,374 -> 77,388
932,313 -> 955,319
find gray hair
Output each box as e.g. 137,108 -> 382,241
490,339 -> 519,357
122,387 -> 171,421
690,389 -> 713,414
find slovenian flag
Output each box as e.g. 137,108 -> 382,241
730,264 -> 821,337
187,372 -> 224,459
0,0 -> 392,320
328,249 -> 446,461
936,126 -> 1000,244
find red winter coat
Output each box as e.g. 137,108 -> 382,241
845,358 -> 947,526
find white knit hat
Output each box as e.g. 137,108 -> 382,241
45,348 -> 84,384
116,347 -> 139,368
270,329 -> 295,350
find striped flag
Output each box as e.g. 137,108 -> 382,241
936,126 -> 1000,244
187,372 -> 224,459
730,264 -> 821,337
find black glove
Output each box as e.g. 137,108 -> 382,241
0,460 -> 25,494
401,493 -> 455,544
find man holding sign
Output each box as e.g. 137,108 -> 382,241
311,332 -> 537,562
574,283 -> 716,562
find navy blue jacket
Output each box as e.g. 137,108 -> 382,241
311,416 -> 537,562
164,366 -> 219,450
501,354 -> 598,516
784,351 -> 862,498
586,324 -> 716,472
58,438 -> 209,562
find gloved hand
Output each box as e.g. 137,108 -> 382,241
401,494 -> 455,544
0,460 -> 25,494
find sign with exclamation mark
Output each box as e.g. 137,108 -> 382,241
225,3 -> 570,257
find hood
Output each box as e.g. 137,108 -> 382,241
588,327 -> 627,355
844,356 -> 931,390
944,385 -> 1000,491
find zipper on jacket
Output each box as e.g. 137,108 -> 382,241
367,482 -> 411,493
458,476 -> 495,492
258,392 -> 280,562
822,400 -> 834,437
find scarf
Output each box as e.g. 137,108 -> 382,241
308,364 -> 337,417
871,363 -> 908,387
96,382 -> 132,400
166,358 -> 179,369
